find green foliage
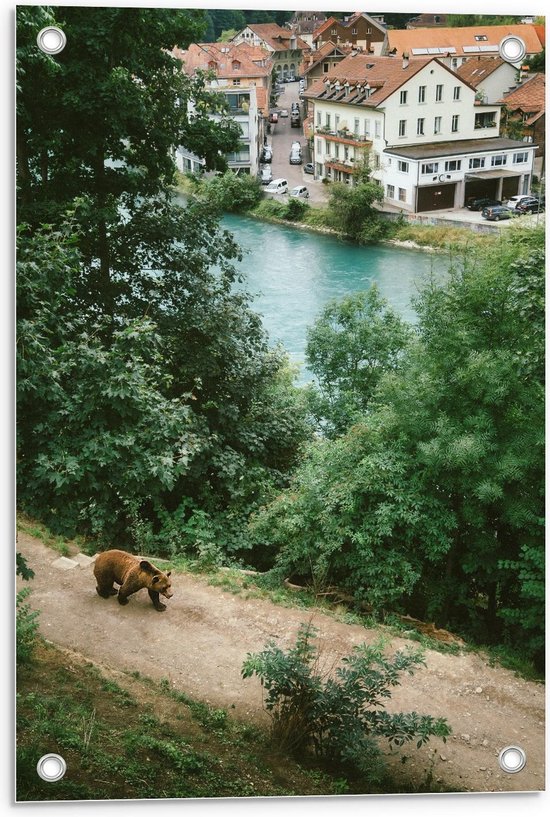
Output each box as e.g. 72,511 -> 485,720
284,198 -> 310,222
16,588 -> 40,665
16,553 -> 35,581
327,181 -> 384,242
305,288 -> 413,435
197,171 -> 263,213
254,227 -> 545,666
242,624 -> 450,779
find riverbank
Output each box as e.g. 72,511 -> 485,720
173,171 -> 498,254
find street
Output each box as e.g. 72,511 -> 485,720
264,80 -> 327,205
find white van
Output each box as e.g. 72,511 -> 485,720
265,178 -> 288,195
289,185 -> 309,199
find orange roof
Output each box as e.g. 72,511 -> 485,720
304,54 -> 440,108
243,23 -> 309,53
302,40 -> 350,76
387,24 -> 544,57
456,56 -> 510,87
312,16 -> 338,41
175,41 -> 273,80
499,73 -> 545,113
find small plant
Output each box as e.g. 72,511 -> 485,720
16,587 -> 40,665
242,623 -> 451,781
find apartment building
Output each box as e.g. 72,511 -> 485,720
312,12 -> 387,54
174,41 -> 273,176
304,53 -> 537,212
231,23 -> 309,81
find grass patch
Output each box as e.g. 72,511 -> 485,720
387,221 -> 496,251
17,514 -> 76,557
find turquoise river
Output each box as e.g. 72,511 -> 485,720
222,213 -> 445,382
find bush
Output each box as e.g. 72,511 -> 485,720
242,623 -> 450,781
284,198 -> 309,222
198,170 -> 262,213
16,588 -> 40,665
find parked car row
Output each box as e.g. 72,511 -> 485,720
264,178 -> 309,198
480,194 -> 545,220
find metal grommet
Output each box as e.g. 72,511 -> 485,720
498,35 -> 526,64
36,753 -> 67,782
498,745 -> 526,774
36,26 -> 67,55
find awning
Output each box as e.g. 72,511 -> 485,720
464,169 -> 522,179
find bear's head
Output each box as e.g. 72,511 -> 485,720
140,560 -> 173,600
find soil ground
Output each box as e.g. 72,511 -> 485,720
17,531 -> 545,794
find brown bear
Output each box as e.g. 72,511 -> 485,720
94,550 -> 173,612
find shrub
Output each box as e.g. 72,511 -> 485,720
284,198 -> 309,222
242,624 -> 450,781
16,588 -> 40,665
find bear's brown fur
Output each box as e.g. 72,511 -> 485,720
94,549 -> 173,612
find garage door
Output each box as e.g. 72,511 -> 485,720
417,184 -> 456,212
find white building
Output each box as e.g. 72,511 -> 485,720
305,54 -> 538,212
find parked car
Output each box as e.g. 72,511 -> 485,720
481,205 -> 513,221
268,111 -> 278,124
505,194 -> 533,211
289,151 -> 303,165
286,73 -> 296,82
265,178 -> 288,195
289,185 -> 309,198
466,196 -> 501,211
303,163 -> 314,175
516,196 -> 545,214
279,109 -> 289,118
290,114 -> 301,128
261,146 -> 273,163
260,166 -> 273,185
291,102 -> 299,111
291,141 -> 301,152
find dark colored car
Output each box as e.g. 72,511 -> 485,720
516,197 -> 545,215
481,205 -> 513,221
467,196 -> 502,211
304,163 -> 314,175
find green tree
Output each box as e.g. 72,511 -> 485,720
254,227 -> 545,665
305,288 -> 413,435
16,5 -> 241,311
326,177 -> 384,243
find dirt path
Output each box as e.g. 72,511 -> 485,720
17,532 -> 545,793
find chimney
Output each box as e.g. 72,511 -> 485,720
402,51 -> 409,69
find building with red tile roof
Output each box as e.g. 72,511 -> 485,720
456,56 -> 517,103
385,24 -> 544,71
232,23 -> 309,81
304,52 -> 537,212
312,12 -> 387,54
499,73 -> 545,160
174,41 -> 273,177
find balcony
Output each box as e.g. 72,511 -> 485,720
324,158 -> 355,174
316,126 -> 372,147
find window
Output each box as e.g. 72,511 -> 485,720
453,86 -> 461,101
387,184 -> 395,198
232,60 -> 241,70
491,154 -> 507,166
354,118 -> 360,135
469,157 -> 485,169
435,84 -> 443,102
452,58 -> 458,68
364,118 -> 371,136
316,139 -> 322,155
325,113 -> 331,128
351,27 -> 357,34
316,111 -> 321,126
373,152 -> 380,169
474,34 -> 488,41
417,118 -> 425,135
445,159 -> 461,171
375,120 -> 381,138
400,90 -> 408,105
398,188 -> 406,202
398,119 -> 407,137
398,160 -> 409,173
451,114 -> 459,132
331,28 -> 337,35
418,85 -> 426,103
434,116 -> 442,134
335,115 -> 340,131
232,78 -> 240,86
334,144 -> 340,159
421,162 -> 439,174
513,151 -> 529,163
323,62 -> 329,73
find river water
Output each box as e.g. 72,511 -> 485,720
222,213 -> 444,382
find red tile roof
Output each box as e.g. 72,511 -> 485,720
243,23 -> 309,53
456,56 -> 509,87
499,72 -> 545,113
387,24 -> 544,57
303,53 -> 440,107
175,41 -> 272,80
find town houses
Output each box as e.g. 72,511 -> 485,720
173,15 -> 544,216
